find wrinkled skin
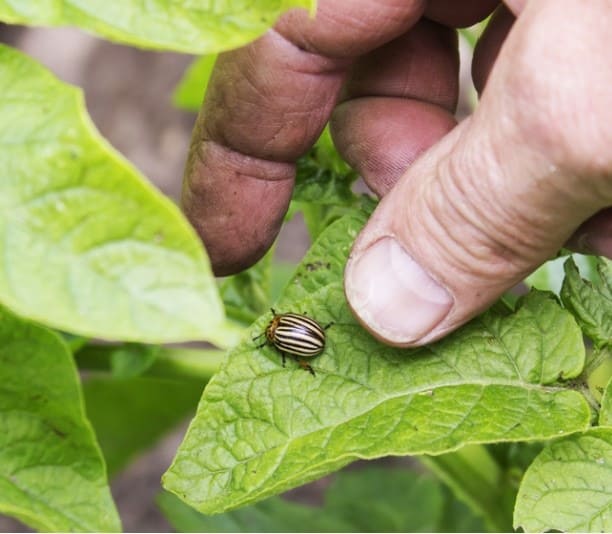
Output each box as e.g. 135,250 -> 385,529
183,0 -> 612,346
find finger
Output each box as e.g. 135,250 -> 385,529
503,0 -> 528,16
332,99 -> 457,197
425,0 -> 500,27
183,0 -> 427,276
344,0 -> 612,346
331,19 -> 459,196
472,5 -> 516,94
566,208 -> 612,258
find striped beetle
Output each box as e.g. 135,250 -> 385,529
254,309 -> 331,375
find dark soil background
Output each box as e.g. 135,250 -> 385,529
0,24 -> 475,532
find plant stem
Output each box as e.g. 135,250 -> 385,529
150,346 -> 226,381
420,445 -> 513,532
75,344 -> 226,382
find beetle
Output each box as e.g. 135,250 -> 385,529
254,309 -> 331,375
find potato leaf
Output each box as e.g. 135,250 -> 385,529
0,45 -> 230,345
561,256 -> 612,348
0,0 -> 312,54
0,305 -> 120,532
514,428 -> 612,532
163,212 -> 590,514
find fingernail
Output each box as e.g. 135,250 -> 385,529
345,237 -> 453,344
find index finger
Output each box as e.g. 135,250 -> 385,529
182,0 -> 427,276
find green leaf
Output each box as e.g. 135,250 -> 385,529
173,55 -> 217,112
514,428 -> 612,532
158,490 -> 350,533
586,346 -> 612,406
83,376 -> 204,476
291,128 -> 370,240
526,252 -> 600,295
159,467 -> 480,532
313,126 -> 354,177
219,249 -> 296,327
220,249 -> 274,326
600,373 -> 612,427
0,305 -> 120,532
293,140 -> 358,207
0,0 -> 313,54
324,468 -> 445,532
0,44 -> 229,345
269,262 -> 296,303
561,256 -> 612,348
163,212 -> 590,514
109,343 -> 161,378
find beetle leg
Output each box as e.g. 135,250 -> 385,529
292,355 -> 315,376
298,359 -> 316,376
252,332 -> 265,342
323,322 -> 334,330
281,352 -> 287,367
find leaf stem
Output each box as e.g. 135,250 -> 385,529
420,445 -> 513,532
75,344 -> 226,382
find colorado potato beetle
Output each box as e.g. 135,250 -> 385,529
254,309 -> 331,375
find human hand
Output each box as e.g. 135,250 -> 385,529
182,0 -> 612,346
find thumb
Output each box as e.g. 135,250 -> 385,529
344,0 -> 612,346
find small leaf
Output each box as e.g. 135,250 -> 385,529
173,55 -> 217,112
0,0 -> 313,54
526,252 -> 600,295
293,145 -> 358,207
514,428 -> 612,532
163,212 -> 590,514
291,129 -> 368,240
0,44 -> 227,344
83,376 -> 203,476
561,256 -> 612,348
0,305 -> 120,532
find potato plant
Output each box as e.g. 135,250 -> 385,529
0,2 -> 610,532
